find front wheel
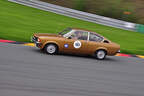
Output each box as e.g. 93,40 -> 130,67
95,50 -> 107,60
44,44 -> 58,55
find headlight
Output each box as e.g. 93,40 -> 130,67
37,38 -> 41,42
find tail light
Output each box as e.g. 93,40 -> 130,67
117,50 -> 120,53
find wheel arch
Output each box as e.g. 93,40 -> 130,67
43,41 -> 59,50
95,47 -> 108,55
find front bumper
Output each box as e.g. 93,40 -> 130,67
31,36 -> 37,43
35,42 -> 42,48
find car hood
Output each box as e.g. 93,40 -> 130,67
34,33 -> 62,37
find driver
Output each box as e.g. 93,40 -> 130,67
72,31 -> 83,40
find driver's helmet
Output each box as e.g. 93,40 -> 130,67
74,31 -> 82,36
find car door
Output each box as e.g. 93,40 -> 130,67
62,30 -> 88,55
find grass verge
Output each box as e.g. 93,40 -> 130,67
0,0 -> 144,55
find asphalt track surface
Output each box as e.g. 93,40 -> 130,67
0,43 -> 144,96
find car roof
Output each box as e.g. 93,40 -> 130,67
72,28 -> 100,34
72,28 -> 93,32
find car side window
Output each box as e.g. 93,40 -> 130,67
71,31 -> 88,40
89,33 -> 103,42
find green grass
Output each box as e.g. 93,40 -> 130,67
0,0 -> 144,55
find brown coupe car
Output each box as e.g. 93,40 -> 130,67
32,28 -> 120,60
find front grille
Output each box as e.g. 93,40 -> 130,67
32,36 -> 38,43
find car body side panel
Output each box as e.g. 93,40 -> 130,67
38,37 -> 119,56
39,37 -> 64,51
87,41 -> 120,55
61,39 -> 88,55
87,41 -> 103,55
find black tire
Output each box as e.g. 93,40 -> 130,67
44,44 -> 58,55
95,50 -> 107,60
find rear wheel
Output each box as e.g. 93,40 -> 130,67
95,50 -> 107,60
44,44 -> 58,55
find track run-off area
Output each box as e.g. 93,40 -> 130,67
0,43 -> 144,96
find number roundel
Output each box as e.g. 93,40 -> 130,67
73,40 -> 82,48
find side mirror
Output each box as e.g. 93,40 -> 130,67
103,40 -> 109,43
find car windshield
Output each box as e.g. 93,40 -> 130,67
63,30 -> 75,38
59,28 -> 72,36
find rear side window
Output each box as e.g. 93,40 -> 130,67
89,33 -> 103,42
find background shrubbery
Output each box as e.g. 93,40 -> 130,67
1,0 -> 144,55
41,0 -> 144,24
